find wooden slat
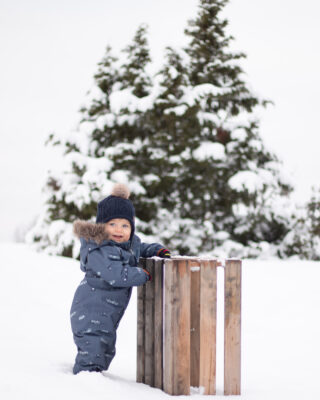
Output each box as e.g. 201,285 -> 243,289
163,259 -> 174,395
224,259 -> 242,395
144,258 -> 156,386
136,259 -> 146,383
199,259 -> 217,395
190,259 -> 201,387
154,259 -> 164,389
163,259 -> 191,395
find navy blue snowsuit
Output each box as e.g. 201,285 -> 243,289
70,221 -> 163,374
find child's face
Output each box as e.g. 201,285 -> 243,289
104,218 -> 131,243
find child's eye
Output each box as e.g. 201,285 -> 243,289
123,224 -> 129,229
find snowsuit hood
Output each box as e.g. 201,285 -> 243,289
73,220 -> 110,244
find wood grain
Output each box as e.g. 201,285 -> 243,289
190,259 -> 201,387
163,259 -> 191,395
199,259 -> 217,395
144,258 -> 155,386
224,259 -> 242,395
136,259 -> 146,383
154,259 -> 164,389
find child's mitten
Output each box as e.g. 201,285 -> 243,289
143,269 -> 152,281
157,248 -> 171,258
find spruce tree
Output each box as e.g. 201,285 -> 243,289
27,26 -> 153,257
280,188 -> 320,260
120,24 -> 152,97
114,0 -> 292,256
28,1 -> 293,258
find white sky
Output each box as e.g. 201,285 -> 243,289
1,0 -> 320,241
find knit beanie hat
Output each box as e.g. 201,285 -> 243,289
96,183 -> 135,238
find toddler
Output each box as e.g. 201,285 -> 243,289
70,183 -> 170,374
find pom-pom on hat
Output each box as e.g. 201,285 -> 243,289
96,183 -> 135,238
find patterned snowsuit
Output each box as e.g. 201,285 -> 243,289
70,221 -> 163,374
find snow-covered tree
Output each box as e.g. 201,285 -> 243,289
26,26 -> 154,258
120,24 -> 152,97
110,0 -> 293,256
279,188 -> 320,260
27,1 -> 293,258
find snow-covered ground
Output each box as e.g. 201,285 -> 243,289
1,243 -> 319,399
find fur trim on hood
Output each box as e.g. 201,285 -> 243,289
73,220 -> 109,244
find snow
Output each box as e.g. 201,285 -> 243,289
193,141 -> 226,161
1,242 -> 320,399
109,87 -> 156,114
188,83 -> 231,100
143,174 -> 159,184
228,170 -> 266,194
164,104 -> 188,116
230,128 -> 247,141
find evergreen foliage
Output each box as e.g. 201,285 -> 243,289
280,188 -> 320,260
27,0 -> 295,258
120,24 -> 152,97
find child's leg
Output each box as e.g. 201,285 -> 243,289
73,329 -> 117,374
71,286 -> 131,374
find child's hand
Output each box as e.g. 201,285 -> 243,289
157,248 -> 171,258
143,269 -> 152,281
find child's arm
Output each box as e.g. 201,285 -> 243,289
140,242 -> 171,258
85,246 -> 149,288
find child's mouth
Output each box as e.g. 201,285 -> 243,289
112,235 -> 123,241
